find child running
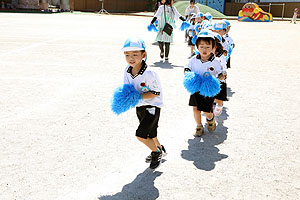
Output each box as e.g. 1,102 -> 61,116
187,14 -> 197,58
184,30 -> 223,136
212,32 -> 228,116
122,37 -> 166,169
212,21 -> 229,116
223,19 -> 235,69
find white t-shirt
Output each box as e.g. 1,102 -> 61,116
185,6 -> 200,19
215,54 -> 227,83
155,5 -> 181,21
221,37 -> 229,52
184,54 -> 222,77
224,34 -> 234,47
188,23 -> 196,37
123,62 -> 163,108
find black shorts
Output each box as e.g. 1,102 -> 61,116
227,57 -> 231,68
215,82 -> 228,101
136,105 -> 161,139
189,92 -> 214,113
187,36 -> 193,46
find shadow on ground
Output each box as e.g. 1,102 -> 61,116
150,61 -> 183,69
98,169 -> 163,200
181,100 -> 231,171
227,87 -> 235,98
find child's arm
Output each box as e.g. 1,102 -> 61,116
141,92 -> 159,99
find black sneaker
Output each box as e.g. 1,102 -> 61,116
149,151 -> 162,170
145,145 -> 167,163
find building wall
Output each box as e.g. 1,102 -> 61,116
74,0 -> 149,12
225,2 -> 300,18
17,0 -> 39,9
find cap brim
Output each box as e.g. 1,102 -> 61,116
122,47 -> 145,52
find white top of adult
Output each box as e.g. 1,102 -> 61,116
123,62 -> 163,108
154,5 -> 182,20
185,6 -> 200,17
185,54 -> 222,77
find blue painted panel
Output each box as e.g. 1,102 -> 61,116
196,0 -> 225,14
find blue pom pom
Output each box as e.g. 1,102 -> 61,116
226,44 -> 233,61
192,35 -> 197,45
147,24 -> 158,32
199,72 -> 221,97
154,20 -> 158,25
111,84 -> 141,115
180,21 -> 190,31
147,24 -> 152,32
183,72 -> 202,94
194,24 -> 201,34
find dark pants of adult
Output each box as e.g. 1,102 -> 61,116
158,42 -> 170,58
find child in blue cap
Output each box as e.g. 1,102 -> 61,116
184,30 -> 223,136
122,37 -> 166,169
223,19 -> 235,69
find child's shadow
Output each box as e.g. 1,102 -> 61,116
98,169 -> 163,200
150,61 -> 183,69
227,87 -> 235,98
181,107 -> 229,171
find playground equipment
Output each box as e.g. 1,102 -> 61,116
238,2 -> 273,22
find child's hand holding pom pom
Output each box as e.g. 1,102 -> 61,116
111,84 -> 141,115
183,72 -> 202,94
199,72 -> 221,97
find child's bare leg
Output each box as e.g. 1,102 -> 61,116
193,106 -> 202,125
152,137 -> 161,148
215,99 -> 223,106
191,46 -> 194,54
136,137 -> 158,152
203,112 -> 213,120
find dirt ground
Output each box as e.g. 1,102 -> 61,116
1,13 -> 300,200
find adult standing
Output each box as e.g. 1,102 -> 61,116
185,0 -> 200,22
290,8 -> 298,24
150,0 -> 186,61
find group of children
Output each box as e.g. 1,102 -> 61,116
114,2 -> 235,170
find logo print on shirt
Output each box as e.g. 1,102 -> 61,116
140,82 -> 150,93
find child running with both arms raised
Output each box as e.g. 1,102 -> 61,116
122,38 -> 166,169
184,30 -> 223,136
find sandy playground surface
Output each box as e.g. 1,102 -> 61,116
0,13 -> 300,200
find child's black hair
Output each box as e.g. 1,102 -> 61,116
196,37 -> 216,49
215,40 -> 224,56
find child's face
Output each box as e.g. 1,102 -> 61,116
124,51 -> 146,68
197,40 -> 214,60
190,3 -> 195,8
213,29 -> 226,37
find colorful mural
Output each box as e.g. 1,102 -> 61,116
238,3 -> 273,22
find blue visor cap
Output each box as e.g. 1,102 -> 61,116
203,22 -> 212,30
204,12 -> 212,20
223,19 -> 231,27
195,12 -> 204,18
212,22 -> 227,30
197,30 -> 215,40
122,37 -> 146,52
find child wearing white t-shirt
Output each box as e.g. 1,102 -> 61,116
122,37 -> 166,170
